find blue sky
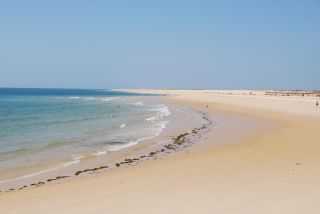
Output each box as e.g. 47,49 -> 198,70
0,0 -> 319,89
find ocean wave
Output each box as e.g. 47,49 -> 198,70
0,140 -> 79,162
91,150 -> 107,157
145,116 -> 160,122
145,105 -> 171,122
68,96 -> 119,102
150,105 -> 171,117
0,100 -> 171,184
45,140 -> 77,150
62,159 -> 81,167
105,120 -> 169,152
83,97 -> 95,100
135,122 -> 168,141
71,155 -> 84,161
146,121 -> 169,138
152,104 -> 164,107
105,141 -> 138,152
0,147 -> 30,158
131,102 -> 144,106
159,120 -> 169,131
100,97 -> 118,102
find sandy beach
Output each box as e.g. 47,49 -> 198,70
1,90 -> 320,214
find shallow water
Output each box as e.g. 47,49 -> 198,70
0,88 -> 170,181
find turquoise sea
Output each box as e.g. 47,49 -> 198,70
0,88 -> 170,181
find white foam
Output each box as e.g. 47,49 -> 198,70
159,120 -> 169,131
132,102 -> 144,106
106,141 -> 138,152
150,105 -> 171,117
107,119 -> 169,153
136,121 -> 169,141
120,123 -> 126,128
145,116 -> 160,122
83,97 -> 95,100
62,159 -> 80,167
92,150 -> 107,157
71,155 -> 84,160
159,106 -> 171,117
69,96 -> 119,102
152,104 -> 164,107
100,97 -> 118,102
145,105 -> 171,122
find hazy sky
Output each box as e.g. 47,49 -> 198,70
0,0 -> 319,89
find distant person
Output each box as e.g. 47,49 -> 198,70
317,101 -> 319,107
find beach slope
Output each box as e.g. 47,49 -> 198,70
1,90 -> 320,214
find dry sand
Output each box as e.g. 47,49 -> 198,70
1,90 -> 320,214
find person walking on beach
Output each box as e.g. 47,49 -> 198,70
317,101 -> 319,107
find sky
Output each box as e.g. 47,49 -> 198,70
0,0 -> 319,90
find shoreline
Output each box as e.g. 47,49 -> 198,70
0,97 -> 211,192
1,90 -> 320,213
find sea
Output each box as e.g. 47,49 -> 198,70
0,88 -> 170,183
